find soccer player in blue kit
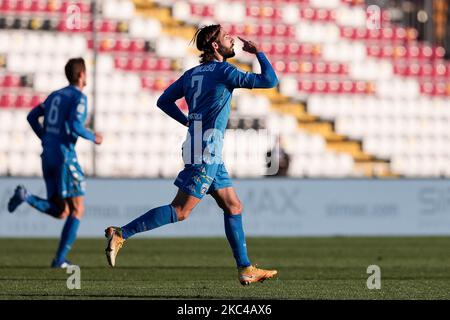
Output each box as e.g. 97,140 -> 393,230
105,25 -> 279,285
7,58 -> 103,268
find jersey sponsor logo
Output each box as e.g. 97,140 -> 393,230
46,127 -> 60,135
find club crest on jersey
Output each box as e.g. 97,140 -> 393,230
77,103 -> 85,113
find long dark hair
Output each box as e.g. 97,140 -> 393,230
190,24 -> 221,64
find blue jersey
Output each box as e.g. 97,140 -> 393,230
157,52 -> 278,164
27,85 -> 95,153
170,61 -> 255,135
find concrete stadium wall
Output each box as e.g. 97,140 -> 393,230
0,178 -> 449,237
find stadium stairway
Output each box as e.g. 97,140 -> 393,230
132,0 -> 395,177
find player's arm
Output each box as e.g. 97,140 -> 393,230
156,75 -> 189,127
26,104 -> 45,139
223,37 -> 278,89
70,97 -> 102,144
252,51 -> 279,89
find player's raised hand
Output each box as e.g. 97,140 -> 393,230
238,37 -> 259,54
94,132 -> 103,145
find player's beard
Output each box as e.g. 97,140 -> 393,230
218,43 -> 235,61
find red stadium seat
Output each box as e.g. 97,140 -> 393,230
406,45 -> 420,59
355,28 -> 367,40
286,60 -> 299,73
87,38 -> 94,49
394,27 -> 407,41
16,0 -> 29,12
156,58 -> 171,71
260,42 -> 273,54
297,80 -> 308,92
286,43 -> 300,56
114,57 -> 127,69
274,24 -> 287,37
30,94 -> 43,106
315,80 -> 328,93
393,45 -> 407,59
420,64 -> 434,78
367,29 -> 381,40
420,82 -> 434,95
30,0 -> 46,12
114,38 -> 131,52
367,45 -> 382,58
272,41 -> 285,55
407,63 -> 421,77
15,93 -> 32,108
434,47 -> 446,59
0,93 -> 17,107
99,38 -> 113,51
328,81 -> 340,94
381,28 -> 394,41
326,62 -> 339,75
257,24 -> 275,37
341,81 -> 355,94
141,77 -> 155,90
46,0 -> 59,12
60,1 -> 90,14
273,60 -> 286,73
355,81 -> 368,94
125,57 -> 142,71
141,58 -> 157,71
299,44 -> 313,57
129,39 -> 145,53
381,45 -> 394,59
299,61 -> 312,74
434,83 -> 447,96
433,63 -> 447,78
393,64 -> 407,76
99,20 -> 117,33
7,74 -> 21,87
1,0 -> 17,11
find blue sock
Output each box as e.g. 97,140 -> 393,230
121,204 -> 178,240
54,216 -> 80,264
26,194 -> 61,217
224,213 -> 251,268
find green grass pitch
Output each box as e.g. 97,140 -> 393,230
0,237 -> 450,299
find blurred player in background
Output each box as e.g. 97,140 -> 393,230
105,25 -> 279,285
7,58 -> 103,268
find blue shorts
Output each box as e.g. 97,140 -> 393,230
174,163 -> 233,199
42,149 -> 86,199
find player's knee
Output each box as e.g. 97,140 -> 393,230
227,201 -> 243,215
174,207 -> 191,221
58,207 -> 70,219
72,204 -> 85,219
